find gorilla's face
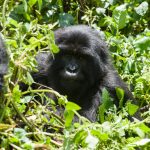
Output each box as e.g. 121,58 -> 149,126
50,49 -> 100,92
47,25 -> 108,102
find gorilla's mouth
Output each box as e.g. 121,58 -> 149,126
64,70 -> 79,80
60,68 -> 84,81
59,69 -> 85,90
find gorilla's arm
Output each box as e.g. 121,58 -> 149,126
102,65 -> 134,106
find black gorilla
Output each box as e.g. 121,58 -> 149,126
0,35 -> 8,91
33,25 -> 135,121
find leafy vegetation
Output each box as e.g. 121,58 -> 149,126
0,0 -> 150,149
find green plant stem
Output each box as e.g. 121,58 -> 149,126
22,89 -> 62,98
2,0 -> 9,33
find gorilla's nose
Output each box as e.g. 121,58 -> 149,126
66,64 -> 79,73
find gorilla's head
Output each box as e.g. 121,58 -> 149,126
47,25 -> 109,104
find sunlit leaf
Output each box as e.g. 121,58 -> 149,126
28,0 -> 37,7
135,2 -> 148,16
85,133 -> 98,149
126,102 -> 139,116
116,87 -> 124,108
113,4 -> 127,29
66,101 -> 81,111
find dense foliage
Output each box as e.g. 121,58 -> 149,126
0,0 -> 150,149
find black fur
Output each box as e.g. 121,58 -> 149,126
32,25 -> 135,121
0,35 -> 8,90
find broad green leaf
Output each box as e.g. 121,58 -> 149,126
91,130 -> 108,141
134,37 -> 150,51
85,133 -> 98,149
14,128 -> 27,138
21,96 -> 32,103
28,0 -> 37,7
51,43 -> 60,54
99,104 -> 105,123
133,139 -> 150,146
8,18 -> 19,27
99,88 -> 113,123
13,85 -> 21,103
26,72 -> 34,85
134,127 -> 145,138
116,87 -> 124,108
102,88 -> 113,109
22,0 -> 28,12
14,4 -> 25,15
135,2 -> 148,16
38,0 -> 42,11
65,101 -> 81,111
96,7 -> 106,14
6,39 -> 18,48
126,102 -> 139,116
113,4 -> 127,29
59,13 -> 74,27
138,123 -> 150,133
64,110 -> 74,128
73,130 -> 87,144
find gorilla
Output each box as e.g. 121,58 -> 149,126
0,35 -> 8,91
32,25 -> 135,122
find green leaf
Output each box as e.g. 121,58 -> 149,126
14,128 -> 27,138
73,130 -> 87,144
8,18 -> 19,27
21,96 -> 32,103
26,72 -> 34,85
13,85 -> 21,103
64,110 -> 74,128
6,39 -> 18,48
38,0 -> 42,11
85,133 -> 98,149
138,123 -> 150,133
51,43 -> 60,54
59,13 -> 74,27
134,37 -> 150,51
64,102 -> 81,127
91,130 -> 108,141
102,88 -> 113,109
126,102 -> 139,116
116,87 -> 124,108
133,139 -> 150,146
99,104 -> 105,123
14,4 -> 25,15
113,4 -> 127,29
135,2 -> 148,16
134,127 -> 145,138
99,88 -> 113,123
22,0 -> 28,12
65,101 -> 81,111
28,0 -> 37,7
96,7 -> 106,14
